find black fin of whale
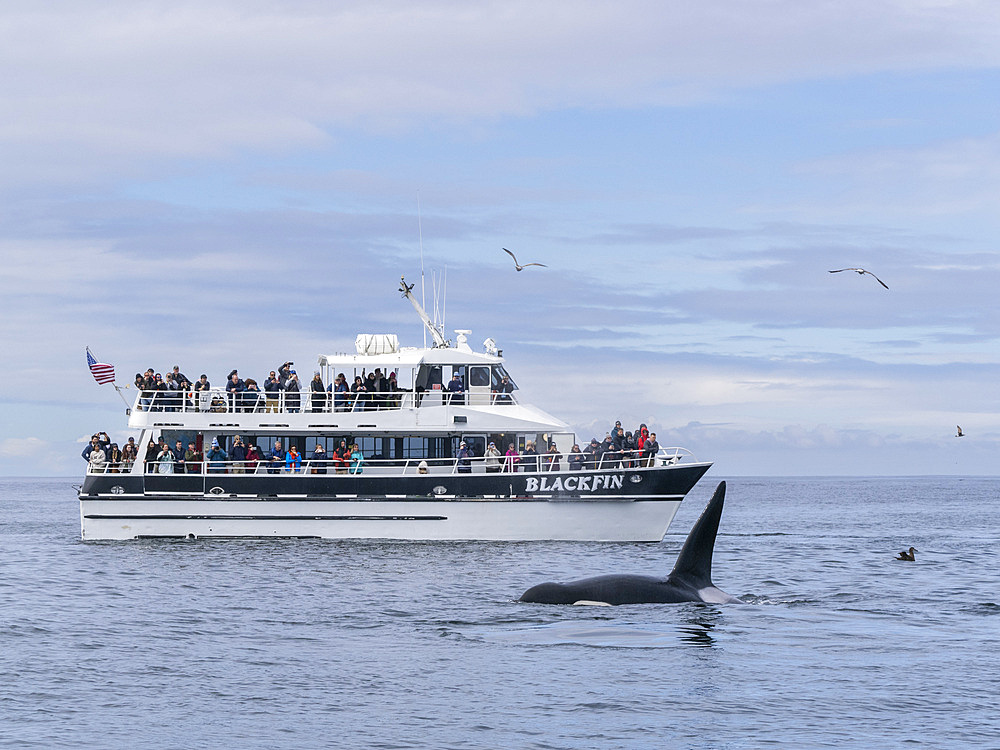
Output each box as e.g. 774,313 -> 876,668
519,481 -> 740,605
667,479 -> 726,592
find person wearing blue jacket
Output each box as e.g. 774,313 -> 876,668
268,440 -> 286,474
206,440 -> 228,473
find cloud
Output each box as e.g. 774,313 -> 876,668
0,436 -> 48,458
4,1 -> 1000,187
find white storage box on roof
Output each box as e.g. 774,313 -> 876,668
355,334 -> 399,355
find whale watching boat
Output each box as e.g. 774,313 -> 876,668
79,277 -> 712,541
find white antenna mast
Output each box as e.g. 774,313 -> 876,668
417,193 -> 426,348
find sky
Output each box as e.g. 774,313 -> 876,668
2,0 -> 999,476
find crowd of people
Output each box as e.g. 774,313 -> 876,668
84,418 -> 662,475
131,362 -> 416,414
84,431 -> 368,475
131,363 -> 522,414
478,421 -> 661,473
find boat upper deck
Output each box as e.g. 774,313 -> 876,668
127,386 -> 567,434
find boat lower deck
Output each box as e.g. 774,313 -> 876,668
79,462 -> 712,541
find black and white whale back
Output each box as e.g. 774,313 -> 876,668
519,481 -> 740,605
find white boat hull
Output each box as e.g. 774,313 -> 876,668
80,496 -> 683,542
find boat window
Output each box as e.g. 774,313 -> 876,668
416,365 -> 442,391
459,434 -> 486,458
469,366 -> 490,388
491,366 -> 517,391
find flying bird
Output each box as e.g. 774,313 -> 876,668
896,547 -> 917,561
829,268 -> 889,290
503,248 -> 547,272
956,425 -> 964,438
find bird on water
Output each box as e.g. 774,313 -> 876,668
829,268 -> 889,290
503,248 -> 547,272
896,547 -> 917,561
956,425 -> 964,437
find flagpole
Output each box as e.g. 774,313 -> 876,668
87,346 -> 131,412
112,383 -> 132,412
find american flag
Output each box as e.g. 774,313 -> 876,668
87,348 -> 116,385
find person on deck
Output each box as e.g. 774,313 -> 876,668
310,372 -> 326,413
268,440 -> 286,474
87,443 -> 107,472
152,374 -> 168,411
446,373 -> 465,405
172,440 -> 186,472
264,370 -> 283,412
503,443 -> 519,472
226,371 -> 246,412
364,372 -> 377,410
140,370 -> 156,411
456,440 -> 473,473
230,435 -> 247,474
545,444 -> 561,472
121,439 -> 138,472
206,439 -> 228,473
495,375 -> 514,404
331,373 -> 349,412
350,375 -> 366,411
194,374 -> 212,412
156,444 -> 175,474
643,432 -> 660,467
145,439 -> 159,473
333,439 -> 350,473
284,371 -> 301,413
349,444 -> 364,474
245,444 -> 263,473
312,442 -> 328,474
520,441 -> 538,473
386,371 -> 400,407
244,380 -> 264,413
184,442 -> 202,474
568,444 -> 584,471
285,445 -> 302,473
484,442 -> 502,473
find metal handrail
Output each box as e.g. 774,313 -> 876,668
130,386 -> 520,415
86,446 -> 698,476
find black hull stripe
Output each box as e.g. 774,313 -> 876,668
84,514 -> 447,521
82,494 -> 680,502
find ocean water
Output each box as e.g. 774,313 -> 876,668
1,476 -> 997,749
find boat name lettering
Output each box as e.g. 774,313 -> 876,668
524,474 -> 624,493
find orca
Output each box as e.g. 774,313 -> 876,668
519,481 -> 742,605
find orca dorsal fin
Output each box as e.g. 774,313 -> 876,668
668,481 -> 726,590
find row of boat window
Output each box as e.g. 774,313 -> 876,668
157,433 -> 555,461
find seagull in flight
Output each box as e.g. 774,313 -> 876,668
503,248 -> 547,272
956,425 -> 964,438
829,268 -> 889,290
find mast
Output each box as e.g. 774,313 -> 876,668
399,276 -> 447,348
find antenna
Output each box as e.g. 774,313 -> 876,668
400,275 -> 447,347
417,193 -> 426,348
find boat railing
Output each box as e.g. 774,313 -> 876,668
86,447 -> 699,477
130,387 -> 519,415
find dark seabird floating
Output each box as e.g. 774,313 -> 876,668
829,267 -> 889,290
896,546 -> 917,561
503,247 -> 547,272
